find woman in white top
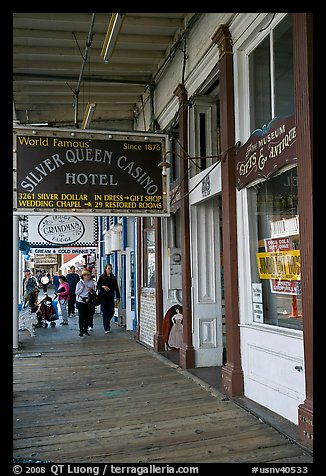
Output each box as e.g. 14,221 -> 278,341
75,269 -> 96,336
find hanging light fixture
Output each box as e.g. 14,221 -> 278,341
101,13 -> 124,64
19,216 -> 29,246
19,216 -> 28,228
81,102 -> 96,129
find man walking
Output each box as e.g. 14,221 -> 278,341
23,268 -> 38,308
65,266 -> 80,317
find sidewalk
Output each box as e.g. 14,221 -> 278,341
13,313 -> 313,464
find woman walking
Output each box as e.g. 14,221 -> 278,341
75,269 -> 96,337
97,264 -> 120,334
56,275 -> 70,325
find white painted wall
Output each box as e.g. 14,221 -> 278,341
240,325 -> 305,424
135,13 -> 234,134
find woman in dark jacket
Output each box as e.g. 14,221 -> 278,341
97,264 -> 120,334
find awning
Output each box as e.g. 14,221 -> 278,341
59,254 -> 85,274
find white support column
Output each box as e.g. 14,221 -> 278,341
13,215 -> 20,350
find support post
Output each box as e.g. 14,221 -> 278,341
212,26 -> 244,395
153,217 -> 165,351
293,12 -> 313,447
174,84 -> 195,369
13,215 -> 20,350
136,217 -> 142,340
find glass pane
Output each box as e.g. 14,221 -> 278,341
169,127 -> 181,183
199,112 -> 207,170
274,15 -> 294,117
249,35 -> 271,130
249,167 -> 302,330
145,229 -> 155,288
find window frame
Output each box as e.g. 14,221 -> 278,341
188,96 -> 219,180
143,217 -> 156,289
234,13 -> 302,336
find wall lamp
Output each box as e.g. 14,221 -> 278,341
158,160 -> 171,176
101,13 -> 124,64
81,102 -> 96,129
19,216 -> 28,239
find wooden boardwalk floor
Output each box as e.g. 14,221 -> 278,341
13,312 -> 313,464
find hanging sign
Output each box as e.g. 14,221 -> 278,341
27,215 -> 97,247
30,247 -> 97,254
13,126 -> 169,216
236,115 -> 296,190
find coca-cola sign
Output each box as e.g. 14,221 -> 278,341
236,115 -> 297,190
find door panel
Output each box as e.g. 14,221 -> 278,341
191,199 -> 223,366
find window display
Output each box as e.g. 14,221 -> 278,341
249,166 -> 302,330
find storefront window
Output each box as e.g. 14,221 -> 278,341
273,15 -> 294,118
248,166 -> 302,330
143,218 -> 155,288
249,35 -> 271,129
249,14 -> 294,130
246,14 -> 300,330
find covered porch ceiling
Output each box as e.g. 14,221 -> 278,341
13,12 -> 196,129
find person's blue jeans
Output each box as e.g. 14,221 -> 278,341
59,299 -> 69,323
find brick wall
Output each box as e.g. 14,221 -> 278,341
139,291 -> 156,347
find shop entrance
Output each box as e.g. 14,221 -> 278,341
190,197 -> 223,367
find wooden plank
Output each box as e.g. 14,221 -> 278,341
14,407 -> 251,441
13,325 -> 313,464
13,425 -> 306,463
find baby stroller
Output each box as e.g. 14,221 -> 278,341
34,295 -> 58,328
19,288 -> 40,337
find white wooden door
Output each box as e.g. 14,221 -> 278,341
191,199 -> 223,367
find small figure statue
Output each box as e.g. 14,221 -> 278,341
168,308 -> 183,349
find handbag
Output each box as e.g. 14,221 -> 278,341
88,289 -> 100,307
94,290 -> 100,306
